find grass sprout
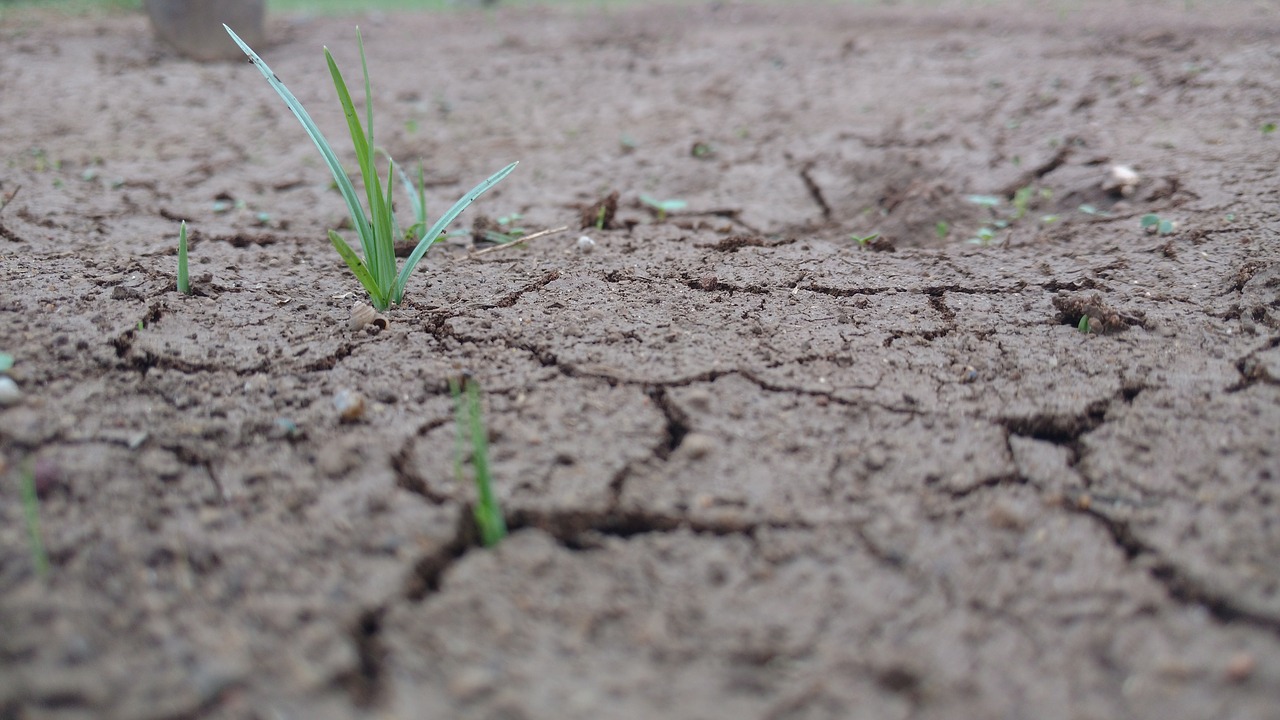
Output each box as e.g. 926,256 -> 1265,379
20,462 -> 50,579
640,195 -> 687,221
1077,315 -> 1091,334
177,221 -> 190,295
1140,213 -> 1176,235
225,25 -> 517,311
450,375 -> 506,548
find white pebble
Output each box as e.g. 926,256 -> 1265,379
0,377 -> 21,406
576,235 -> 596,253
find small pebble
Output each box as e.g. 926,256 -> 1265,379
576,235 -> 596,253
449,665 -> 497,702
1225,652 -> 1256,683
0,376 -> 22,406
680,432 -> 717,459
332,389 -> 366,422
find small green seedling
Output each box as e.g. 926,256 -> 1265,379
1077,315 -> 1091,334
1140,213 -> 1175,235
850,232 -> 880,247
450,375 -> 506,548
176,221 -> 190,295
1012,185 -> 1034,220
935,220 -> 950,239
1262,122 -> 1277,136
965,194 -> 1002,208
225,26 -> 517,311
20,462 -> 49,579
968,227 -> 997,246
640,195 -> 687,221
0,353 -> 13,372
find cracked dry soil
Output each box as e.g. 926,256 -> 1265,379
2,1 -> 1280,718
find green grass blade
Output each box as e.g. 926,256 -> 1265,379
329,230 -> 387,310
324,45 -> 388,286
176,220 -> 190,295
224,25 -> 374,255
20,462 -> 50,578
392,159 -> 427,230
358,28 -> 373,154
394,161 -> 519,303
450,376 -> 506,548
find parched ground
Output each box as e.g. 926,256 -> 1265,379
2,1 -> 1279,718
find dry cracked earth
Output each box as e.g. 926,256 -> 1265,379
1,1 -> 1279,718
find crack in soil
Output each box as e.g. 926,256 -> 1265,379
797,162 -> 833,223
336,608 -> 389,708
1078,506 -> 1280,636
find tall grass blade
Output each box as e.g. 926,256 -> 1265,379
20,462 -> 50,578
396,161 -> 519,303
329,230 -> 384,307
224,25 -> 374,264
176,220 -> 190,295
450,376 -> 506,548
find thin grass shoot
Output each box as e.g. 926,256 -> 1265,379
450,375 -> 506,548
177,220 -> 190,295
20,462 -> 50,578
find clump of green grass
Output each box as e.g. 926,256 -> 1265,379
176,220 -> 190,295
225,26 -> 517,311
20,462 -> 50,579
450,375 -> 506,548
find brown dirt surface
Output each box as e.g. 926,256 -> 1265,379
3,1 -> 1280,718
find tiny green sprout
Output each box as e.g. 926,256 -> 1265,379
136,320 -> 144,331
1041,214 -> 1060,224
935,220 -> 950,239
851,232 -> 880,247
968,227 -> 996,245
20,462 -> 50,579
177,221 -> 190,295
1140,213 -> 1175,235
1077,315 -> 1091,334
225,26 -> 517,311
1262,122 -> 1277,135
1078,204 -> 1110,217
1012,185 -> 1034,219
595,204 -> 607,231
450,375 -> 506,548
965,194 -> 1002,208
640,195 -> 688,221
0,353 -> 13,372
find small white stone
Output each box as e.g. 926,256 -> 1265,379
0,377 -> 21,406
1102,164 -> 1140,197
332,389 -> 366,422
576,235 -> 596,253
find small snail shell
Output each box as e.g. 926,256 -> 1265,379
348,301 -> 390,332
349,301 -> 377,331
